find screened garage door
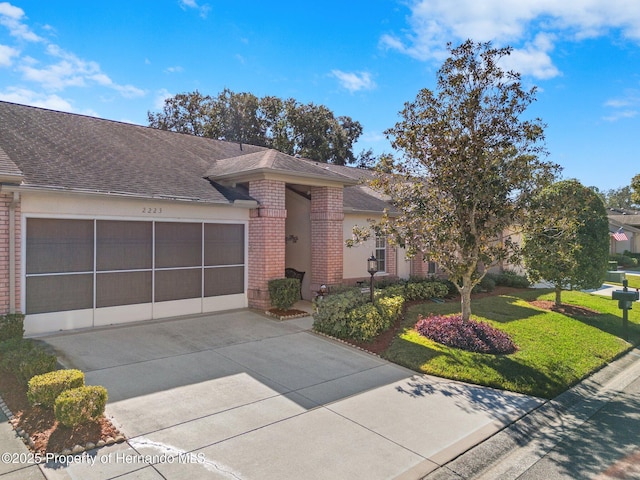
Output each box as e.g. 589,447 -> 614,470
25,218 -> 246,331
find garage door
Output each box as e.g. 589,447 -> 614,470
24,218 -> 246,332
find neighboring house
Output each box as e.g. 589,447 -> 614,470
0,101 -> 426,335
608,208 -> 640,255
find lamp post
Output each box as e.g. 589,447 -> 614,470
367,254 -> 378,303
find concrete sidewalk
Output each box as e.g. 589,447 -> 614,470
2,309 -> 542,480
422,346 -> 640,479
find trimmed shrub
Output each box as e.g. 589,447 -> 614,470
415,314 -> 517,355
27,369 -> 85,408
473,276 -> 496,293
268,278 -> 300,310
347,303 -> 388,342
0,314 -> 24,342
376,295 -> 404,324
313,289 -> 368,338
610,253 -> 639,268
379,284 -> 406,297
0,337 -> 29,356
1,341 -> 57,384
485,271 -> 531,289
16,349 -> 58,385
54,386 -> 108,427
404,280 -> 449,301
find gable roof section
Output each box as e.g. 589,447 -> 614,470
0,144 -> 23,184
0,101 -> 266,203
205,149 -> 358,187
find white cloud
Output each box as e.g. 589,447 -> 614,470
501,33 -> 560,79
0,2 -> 42,42
15,44 -> 145,98
331,70 -> 376,93
154,88 -> 173,110
0,44 -> 18,66
603,90 -> 640,121
384,0 -> 640,79
164,65 -> 184,73
179,0 -> 210,19
0,86 -> 74,111
603,110 -> 638,122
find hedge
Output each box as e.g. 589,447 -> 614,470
27,369 -> 85,408
0,314 -> 24,343
1,340 -> 57,384
54,386 -> 108,427
268,278 -> 300,310
313,289 -> 368,339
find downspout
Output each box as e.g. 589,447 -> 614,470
9,191 -> 18,313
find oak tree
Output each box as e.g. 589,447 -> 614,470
148,89 -> 362,165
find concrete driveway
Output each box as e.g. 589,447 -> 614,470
16,309 -> 542,480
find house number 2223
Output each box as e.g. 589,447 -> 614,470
142,207 -> 163,214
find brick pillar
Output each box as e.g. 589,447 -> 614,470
0,192 -> 21,314
386,244 -> 397,277
310,186 -> 344,293
248,180 -> 287,310
411,252 -> 429,277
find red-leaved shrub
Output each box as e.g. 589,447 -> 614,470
415,314 -> 517,354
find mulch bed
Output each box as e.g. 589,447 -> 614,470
528,300 -> 600,317
0,368 -> 122,454
265,308 -> 310,320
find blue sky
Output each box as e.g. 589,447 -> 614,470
1,1 -> 639,191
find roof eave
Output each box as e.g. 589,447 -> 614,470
3,184 -> 258,208
210,168 -> 358,188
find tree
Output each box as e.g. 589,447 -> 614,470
601,185 -> 635,209
632,173 -> 640,206
522,179 -> 609,305
148,89 -> 362,165
354,40 -> 559,321
148,90 -> 213,136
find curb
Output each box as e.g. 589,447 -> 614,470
420,346 -> 640,479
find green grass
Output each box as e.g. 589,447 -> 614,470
609,274 -> 640,289
382,289 -> 640,399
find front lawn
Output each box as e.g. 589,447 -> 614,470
382,289 -> 640,399
609,274 -> 640,289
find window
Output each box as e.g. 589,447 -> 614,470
375,236 -> 386,273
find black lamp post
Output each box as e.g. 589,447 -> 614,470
367,254 -> 378,303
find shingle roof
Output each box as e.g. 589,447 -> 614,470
0,101 -> 266,203
205,149 -> 357,185
608,208 -> 640,227
0,101 -> 392,212
0,144 -> 23,182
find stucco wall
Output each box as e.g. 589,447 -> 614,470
285,188 -> 312,299
342,213 -> 411,281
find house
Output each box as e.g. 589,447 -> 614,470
608,208 -> 640,255
0,101 -> 428,335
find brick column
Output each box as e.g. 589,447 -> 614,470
386,244 -> 397,277
310,186 -> 344,293
0,192 -> 21,314
411,252 -> 429,278
248,180 -> 287,310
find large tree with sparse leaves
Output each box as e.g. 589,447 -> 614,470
523,179 -> 609,305
148,88 -> 362,165
353,40 -> 559,321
